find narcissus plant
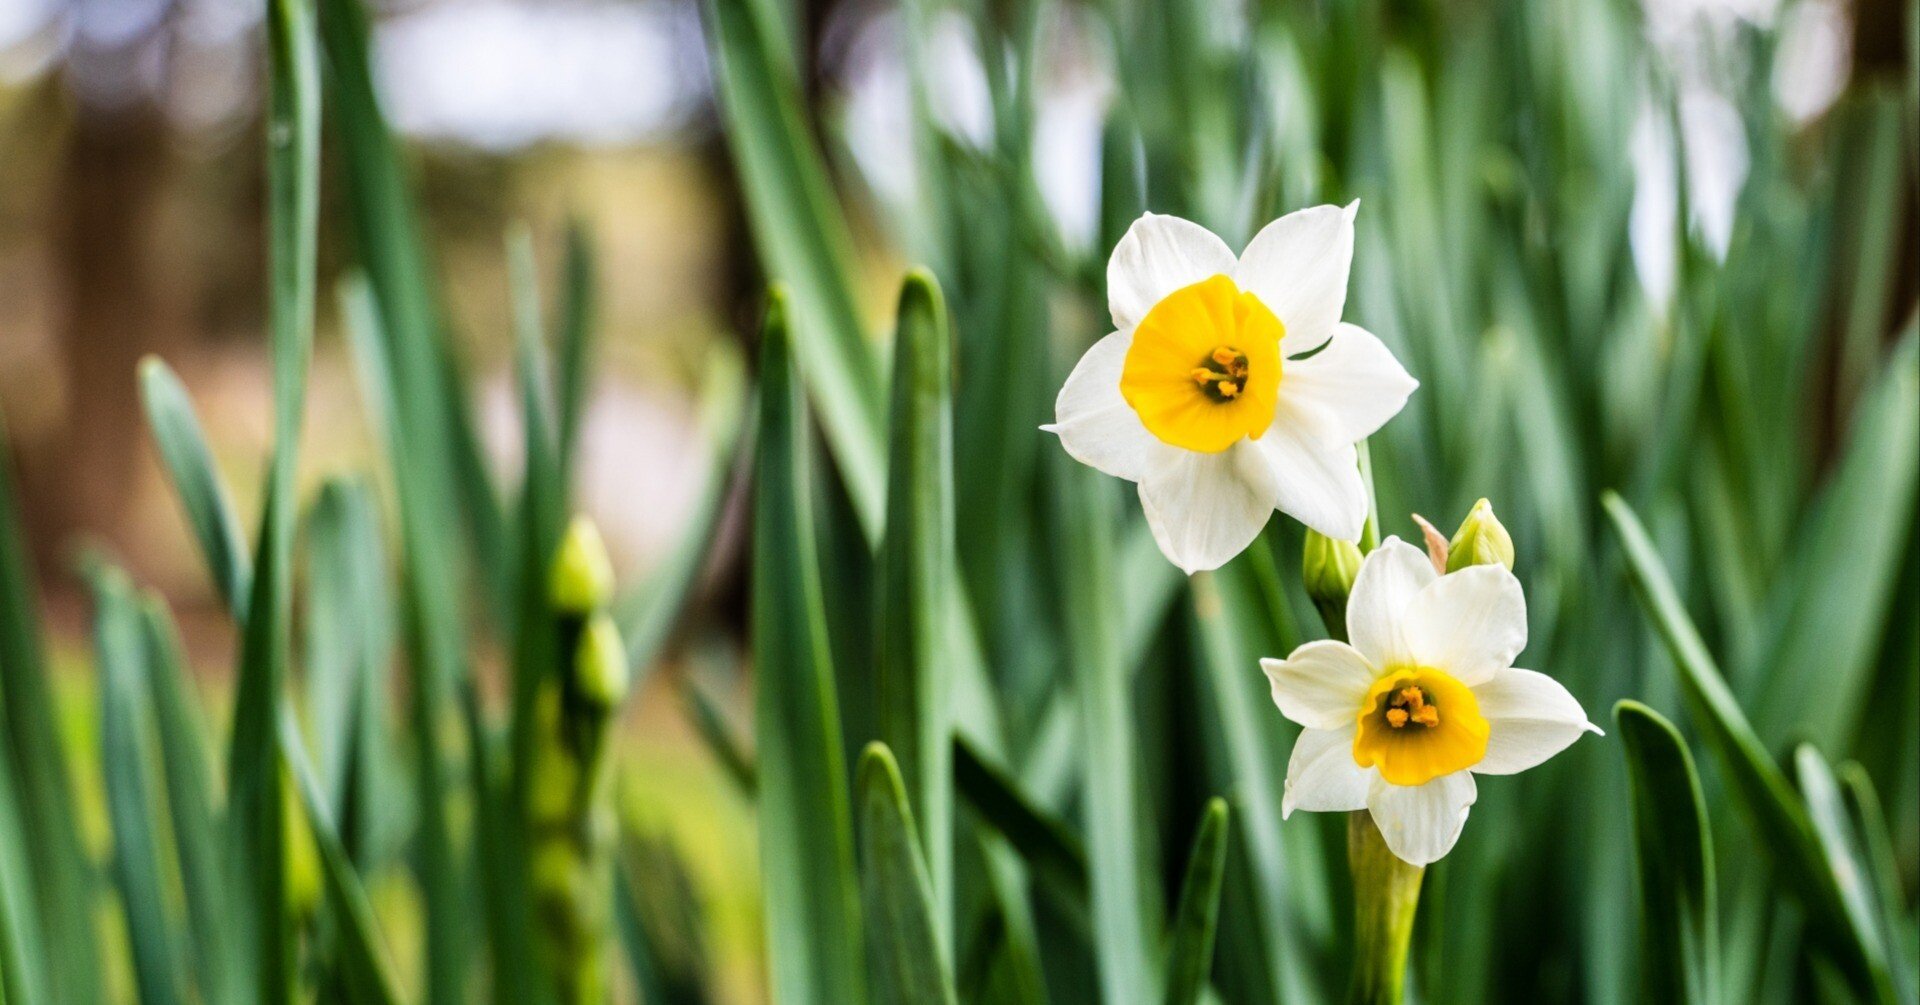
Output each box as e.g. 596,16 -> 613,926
1263,537 -> 1599,864
1046,204 -> 1418,573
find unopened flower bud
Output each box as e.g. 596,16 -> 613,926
574,613 -> 629,709
530,734 -> 579,825
549,517 -> 614,615
1303,530 -> 1364,604
532,839 -> 582,903
283,768 -> 322,919
1446,499 -> 1513,573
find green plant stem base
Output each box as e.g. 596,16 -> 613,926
1347,811 -> 1425,1005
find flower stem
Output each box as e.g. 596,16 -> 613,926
1346,810 -> 1424,1005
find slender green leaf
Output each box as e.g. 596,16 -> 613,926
279,711 -> 406,1005
0,403 -> 89,1005
319,0 -> 501,981
857,743 -> 959,1005
228,1 -> 321,998
88,564 -> 187,1005
703,0 -> 884,532
1615,701 -> 1718,1005
616,828 -> 715,1005
614,856 -> 674,1005
1838,763 -> 1919,1001
957,835 -> 1051,1005
1753,332 -> 1918,749
301,477 -> 392,861
683,678 -> 756,796
1795,746 -> 1908,1005
875,270 -> 955,940
1164,798 -> 1230,1005
1832,94 -> 1907,415
338,272 -> 470,1005
0,725 -> 43,1005
752,291 -> 866,1005
499,224 -> 567,1003
138,358 -> 254,614
1056,461 -> 1156,1001
952,734 -> 1089,924
555,218 -> 597,477
139,596 -> 245,1003
316,0 -> 508,606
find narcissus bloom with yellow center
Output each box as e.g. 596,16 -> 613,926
1262,538 -> 1600,865
1046,205 -> 1417,573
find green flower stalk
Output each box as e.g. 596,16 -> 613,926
529,519 -> 629,1005
1346,813 -> 1424,1005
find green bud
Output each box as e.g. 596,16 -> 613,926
282,768 -> 322,919
532,838 -> 582,903
530,734 -> 579,824
574,613 -> 629,709
549,517 -> 614,615
1446,498 -> 1514,573
1303,530 -> 1364,604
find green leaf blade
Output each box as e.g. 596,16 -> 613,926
703,0 -> 885,533
875,270 -> 955,941
1056,460 -> 1157,1001
280,713 -> 406,1005
857,742 -> 958,1005
139,597 -> 245,1004
0,402 -> 94,1005
1164,798 -> 1230,1005
88,565 -> 188,1005
138,358 -> 254,614
1753,333 -> 1919,750
1614,701 -> 1718,1005
752,292 -> 867,1005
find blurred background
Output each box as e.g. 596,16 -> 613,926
0,0 -> 1914,999
4,0 -> 1906,658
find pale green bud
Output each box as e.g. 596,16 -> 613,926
530,735 -> 579,825
1446,499 -> 1514,573
282,768 -> 322,919
1302,530 -> 1364,604
574,613 -> 629,709
532,839 -> 582,903
549,517 -> 614,615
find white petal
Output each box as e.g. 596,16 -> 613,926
1280,323 -> 1418,443
1471,667 -> 1601,775
1107,214 -> 1236,330
1345,538 -> 1436,667
1234,202 -> 1357,354
1249,401 -> 1367,542
1402,564 -> 1528,686
1137,442 -> 1279,574
1046,329 -> 1168,483
1366,771 -> 1477,866
1261,642 -> 1376,730
1282,726 -> 1371,817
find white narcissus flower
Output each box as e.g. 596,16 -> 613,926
1044,205 -> 1417,573
1261,538 -> 1601,865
